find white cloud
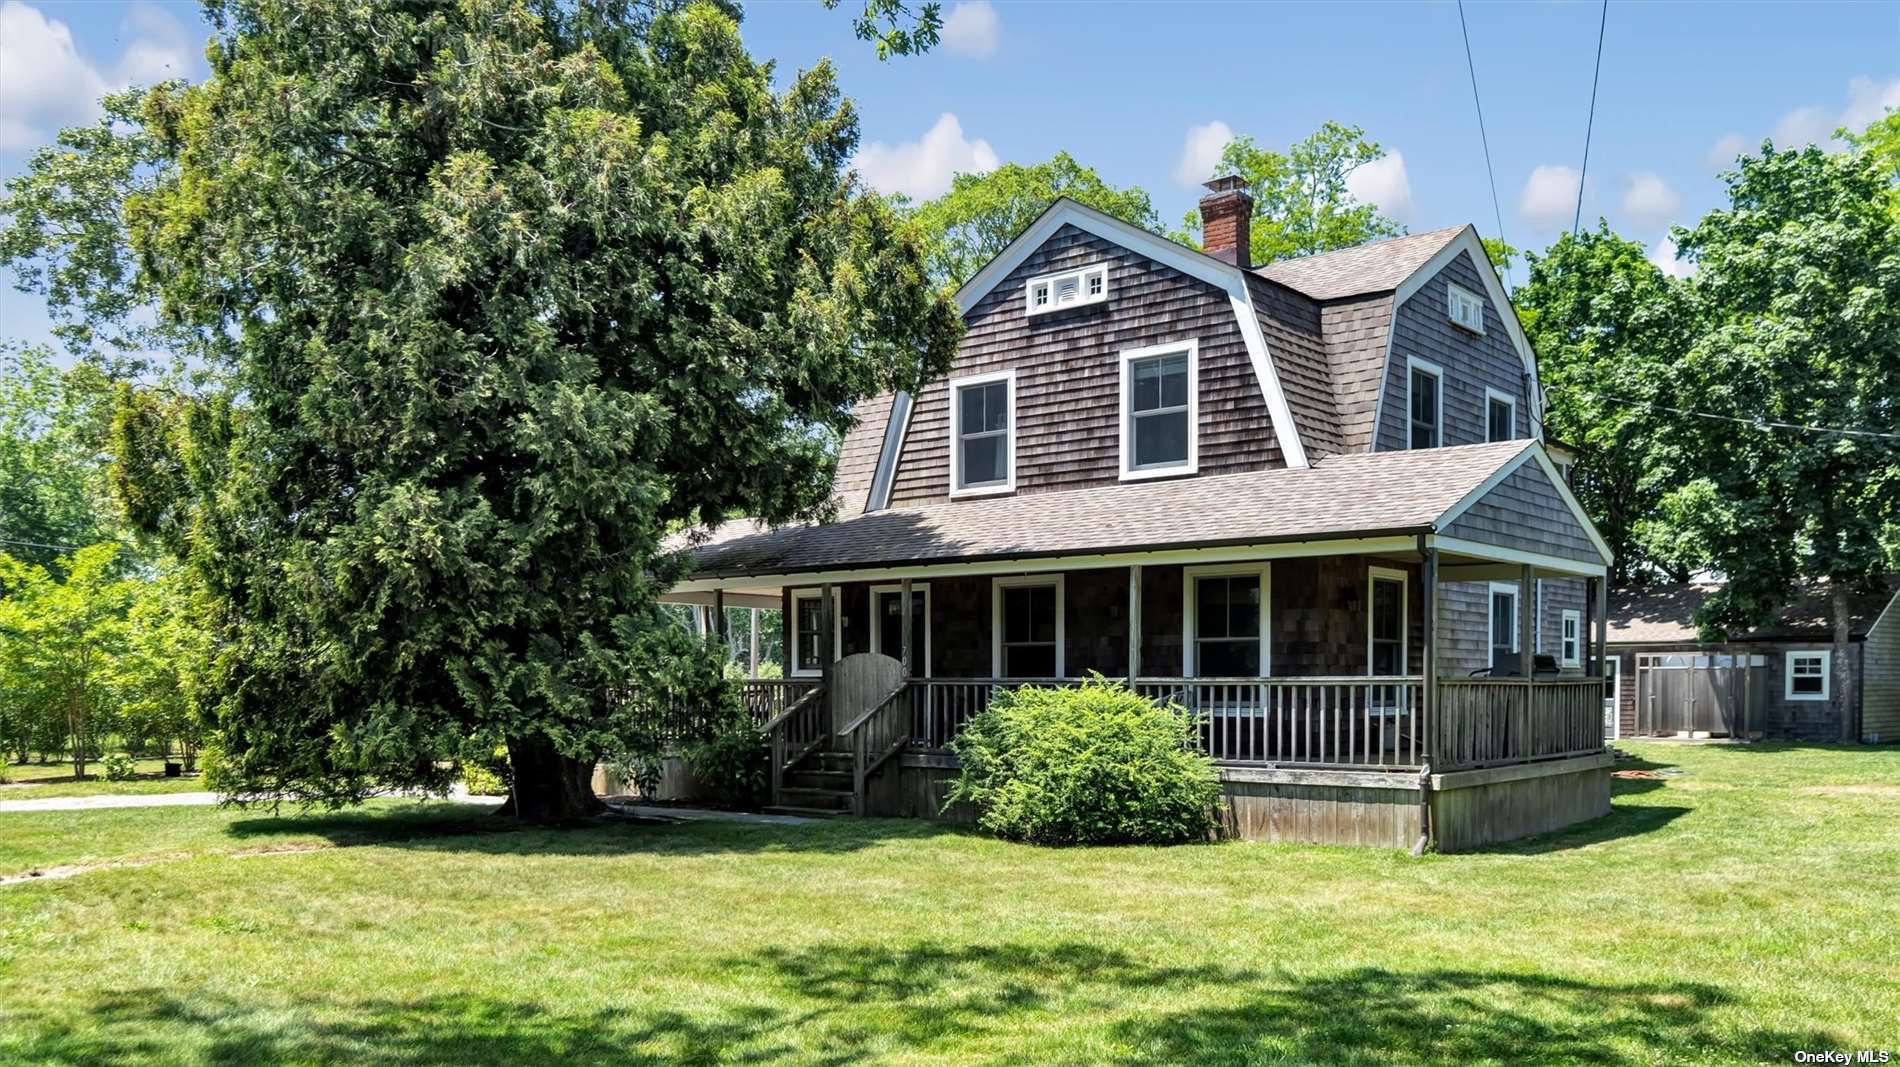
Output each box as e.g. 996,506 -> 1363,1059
1705,132 -> 1748,170
1345,150 -> 1414,222
1649,234 -> 1692,280
1172,120 -> 1233,189
0,2 -> 202,151
1620,172 -> 1680,230
1772,105 -> 1837,149
1518,164 -> 1582,230
1841,75 -> 1900,133
0,1 -> 105,149
852,113 -> 996,201
940,1 -> 999,59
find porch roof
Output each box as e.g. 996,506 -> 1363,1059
677,440 -> 1565,581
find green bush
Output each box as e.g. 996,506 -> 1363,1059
459,742 -> 513,797
683,703 -> 769,810
103,752 -> 138,781
946,676 -> 1220,846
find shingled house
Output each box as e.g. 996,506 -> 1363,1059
665,181 -> 1617,851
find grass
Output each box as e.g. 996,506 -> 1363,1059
1,757 -> 209,800
1,741 -> 1897,1064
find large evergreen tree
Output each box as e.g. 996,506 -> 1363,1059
7,0 -> 959,817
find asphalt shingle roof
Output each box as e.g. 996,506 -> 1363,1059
1255,225 -> 1467,301
1608,578 -> 1900,644
678,440 -> 1534,579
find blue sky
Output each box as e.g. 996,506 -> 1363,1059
2,0 -> 1897,348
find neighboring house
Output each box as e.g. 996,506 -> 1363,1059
1607,579 -> 1900,744
665,179 -> 1617,851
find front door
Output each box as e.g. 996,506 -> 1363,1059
870,586 -> 930,676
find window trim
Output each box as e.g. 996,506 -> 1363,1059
867,583 -> 931,677
1448,282 -> 1487,335
1406,356 -> 1444,450
1118,339 -> 1200,481
1366,565 -> 1409,677
1487,580 -> 1521,661
947,369 -> 1017,498
1485,386 -> 1518,443
1785,649 -> 1832,702
1182,563 -> 1271,678
788,588 -> 843,678
1025,262 -> 1110,316
991,574 -> 1066,678
1560,609 -> 1582,668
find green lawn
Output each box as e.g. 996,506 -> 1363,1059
2,742 -> 1897,1065
2,757 -> 209,800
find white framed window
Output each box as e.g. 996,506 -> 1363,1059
992,575 -> 1064,678
948,370 -> 1016,497
1025,263 -> 1109,316
1785,650 -> 1831,701
868,583 -> 931,677
788,589 -> 842,677
1407,356 -> 1443,450
1448,282 -> 1486,334
1183,563 -> 1270,677
1561,609 -> 1582,667
1487,581 -> 1520,668
1118,340 -> 1199,480
1367,566 -> 1408,676
1485,387 -> 1517,443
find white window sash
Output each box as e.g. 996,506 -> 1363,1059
947,370 -> 1017,497
1119,340 -> 1200,480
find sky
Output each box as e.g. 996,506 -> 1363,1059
2,0 -> 1898,351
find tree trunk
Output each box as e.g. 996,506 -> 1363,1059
498,734 -> 605,821
1833,585 -> 1856,744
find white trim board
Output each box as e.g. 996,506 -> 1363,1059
866,391 -> 913,512
949,197 -> 1308,470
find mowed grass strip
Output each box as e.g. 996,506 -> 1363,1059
2,758 -> 211,800
1,742 -> 1897,1065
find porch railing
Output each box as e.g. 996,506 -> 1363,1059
1433,678 -> 1605,770
741,678 -> 822,727
762,684 -> 827,806
906,676 -> 1427,770
839,683 -> 912,814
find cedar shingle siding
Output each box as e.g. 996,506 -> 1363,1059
1374,249 -> 1533,452
888,225 -> 1285,506
1865,609 -> 1900,743
1443,461 -> 1600,565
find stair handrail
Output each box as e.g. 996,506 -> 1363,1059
760,683 -> 825,734
841,682 -> 912,815
764,683 -> 826,809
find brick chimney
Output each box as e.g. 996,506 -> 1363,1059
1199,175 -> 1253,268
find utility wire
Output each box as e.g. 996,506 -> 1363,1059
1573,0 -> 1609,235
0,536 -> 92,553
1558,387 -> 1900,442
1456,0 -> 1513,288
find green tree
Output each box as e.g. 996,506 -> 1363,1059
0,543 -> 132,778
15,0 -> 957,818
0,345 -> 121,569
1518,225 -> 1692,584
109,564 -> 209,768
1656,145 -> 1900,739
902,152 -> 1159,286
1176,122 -> 1405,266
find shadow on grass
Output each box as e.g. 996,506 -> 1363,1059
4,943 -> 1840,1066
223,805 -> 964,857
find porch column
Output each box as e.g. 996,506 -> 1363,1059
713,588 -> 729,650
900,578 -> 915,677
1127,564 -> 1143,685
819,582 -> 836,708
1420,539 -> 1438,763
1519,564 -> 1535,681
1595,575 -> 1610,678
748,607 -> 761,677
1583,577 -> 1597,676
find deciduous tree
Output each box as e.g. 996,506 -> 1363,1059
1176,122 -> 1404,266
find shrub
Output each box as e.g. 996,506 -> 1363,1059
103,752 -> 138,781
459,742 -> 513,797
683,703 -> 769,810
946,676 -> 1220,846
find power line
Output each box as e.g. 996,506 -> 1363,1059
1573,0 -> 1609,235
1456,0 -> 1513,288
1560,387 -> 1900,442
0,536 -> 91,553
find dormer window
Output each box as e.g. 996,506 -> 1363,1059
948,370 -> 1015,497
1025,263 -> 1109,316
1448,283 -> 1486,334
1119,340 -> 1199,480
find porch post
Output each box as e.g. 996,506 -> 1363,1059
819,582 -> 836,717
713,588 -> 728,651
1583,577 -> 1597,676
900,578 -> 914,677
748,607 -> 761,677
1127,564 -> 1143,685
1519,564 -> 1535,680
1420,537 -> 1437,763
1595,574 -> 1610,677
